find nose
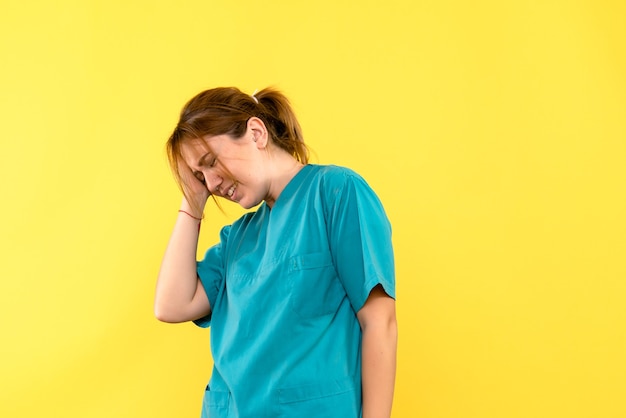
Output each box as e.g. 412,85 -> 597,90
204,171 -> 224,195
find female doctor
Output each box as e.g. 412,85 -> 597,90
155,86 -> 397,418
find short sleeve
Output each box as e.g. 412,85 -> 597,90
324,169 -> 395,313
193,225 -> 230,328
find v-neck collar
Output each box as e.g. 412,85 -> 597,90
262,164 -> 314,213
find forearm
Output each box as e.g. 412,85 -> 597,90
361,317 -> 397,418
154,199 -> 205,322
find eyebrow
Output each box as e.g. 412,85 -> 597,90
196,152 -> 213,168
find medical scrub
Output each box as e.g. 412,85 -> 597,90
194,164 -> 395,418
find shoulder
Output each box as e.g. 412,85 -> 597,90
307,165 -> 384,218
309,163 -> 361,178
308,164 -> 370,191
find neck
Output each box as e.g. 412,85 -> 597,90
264,150 -> 304,208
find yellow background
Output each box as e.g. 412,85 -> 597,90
1,1 -> 624,417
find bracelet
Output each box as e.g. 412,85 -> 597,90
178,210 -> 203,221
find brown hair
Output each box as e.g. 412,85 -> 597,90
166,87 -> 308,208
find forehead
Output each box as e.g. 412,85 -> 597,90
180,138 -> 213,167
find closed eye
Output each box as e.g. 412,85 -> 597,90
199,152 -> 217,169
193,171 -> 206,184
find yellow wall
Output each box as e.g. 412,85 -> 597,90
1,1 -> 624,417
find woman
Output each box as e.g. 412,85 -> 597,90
155,87 -> 397,418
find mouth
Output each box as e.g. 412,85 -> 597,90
226,182 -> 238,198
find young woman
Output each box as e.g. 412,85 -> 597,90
155,87 -> 397,418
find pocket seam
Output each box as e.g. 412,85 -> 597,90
278,376 -> 355,404
289,251 -> 334,271
204,389 -> 230,408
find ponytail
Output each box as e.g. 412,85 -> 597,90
253,87 -> 308,164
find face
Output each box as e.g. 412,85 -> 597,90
180,123 -> 272,209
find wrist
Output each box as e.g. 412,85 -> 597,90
180,198 -> 205,219
178,210 -> 203,221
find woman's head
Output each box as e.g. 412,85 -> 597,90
167,87 -> 308,209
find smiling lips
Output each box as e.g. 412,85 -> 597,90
215,181 -> 238,199
226,183 -> 237,198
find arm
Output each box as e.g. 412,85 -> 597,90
154,198 -> 211,323
357,284 -> 398,418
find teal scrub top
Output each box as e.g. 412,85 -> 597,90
194,164 -> 395,418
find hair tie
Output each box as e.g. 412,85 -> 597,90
251,89 -> 259,104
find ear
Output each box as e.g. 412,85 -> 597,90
247,117 -> 269,149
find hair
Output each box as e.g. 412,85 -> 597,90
166,87 -> 308,210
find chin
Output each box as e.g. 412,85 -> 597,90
238,196 -> 263,210
237,199 -> 254,210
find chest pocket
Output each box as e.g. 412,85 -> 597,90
287,251 -> 345,318
201,386 -> 230,418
